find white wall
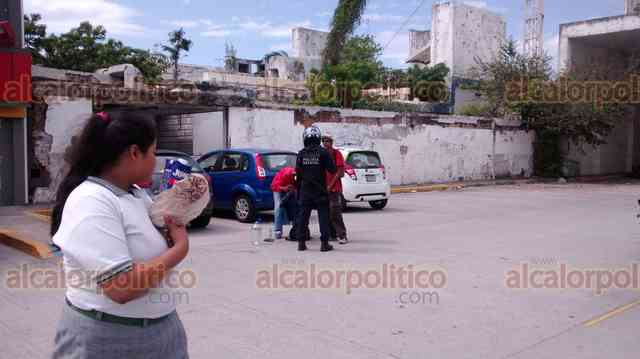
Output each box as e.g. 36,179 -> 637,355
222,107 -> 534,185
452,4 -> 506,78
192,112 -> 225,156
431,3 -> 454,73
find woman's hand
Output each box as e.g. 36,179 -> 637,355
165,216 -> 189,255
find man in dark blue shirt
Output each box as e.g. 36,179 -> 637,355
295,125 -> 337,252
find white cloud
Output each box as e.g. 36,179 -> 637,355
201,29 -> 231,38
463,1 -> 508,14
183,0 -> 191,4
464,1 -> 488,8
317,10 -> 333,18
24,0 -> 146,36
165,20 -> 200,29
269,42 -> 293,53
239,20 -> 314,38
362,13 -> 405,23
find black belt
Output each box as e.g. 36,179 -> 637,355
65,298 -> 171,327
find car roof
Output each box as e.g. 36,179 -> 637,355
156,149 -> 190,156
336,147 -> 379,154
202,148 -> 297,155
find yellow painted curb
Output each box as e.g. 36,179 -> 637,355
0,229 -> 53,259
392,184 -> 453,194
25,209 -> 53,223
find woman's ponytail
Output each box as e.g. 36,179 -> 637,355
50,112 -> 157,235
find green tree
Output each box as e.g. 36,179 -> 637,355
323,0 -> 368,67
162,28 -> 193,82
24,16 -> 168,83
474,38 -> 630,176
309,35 -> 384,107
23,13 -> 47,62
406,63 -> 450,102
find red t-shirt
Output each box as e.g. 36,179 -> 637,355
326,149 -> 344,193
271,167 -> 296,192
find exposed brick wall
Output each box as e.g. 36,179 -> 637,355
157,115 -> 194,154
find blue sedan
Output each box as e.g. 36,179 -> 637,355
197,149 -> 297,222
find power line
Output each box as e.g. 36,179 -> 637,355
382,0 -> 430,53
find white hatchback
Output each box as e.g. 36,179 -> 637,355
338,148 -> 391,210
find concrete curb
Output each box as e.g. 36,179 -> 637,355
391,179 -> 537,194
0,229 -> 53,259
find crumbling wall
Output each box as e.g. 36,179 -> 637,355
218,106 -> 534,185
31,96 -> 92,203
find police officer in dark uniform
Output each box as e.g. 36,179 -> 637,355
295,125 -> 337,252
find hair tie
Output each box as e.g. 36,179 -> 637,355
96,112 -> 110,123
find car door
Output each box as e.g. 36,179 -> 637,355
212,152 -> 250,208
198,151 -> 223,205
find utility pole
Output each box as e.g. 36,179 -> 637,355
523,0 -> 544,57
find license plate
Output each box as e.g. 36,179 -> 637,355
366,175 -> 377,182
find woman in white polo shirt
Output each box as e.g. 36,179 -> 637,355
50,111 -> 190,358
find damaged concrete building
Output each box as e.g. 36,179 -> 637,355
557,2 -> 640,176
407,1 -> 506,113
27,64 -> 253,204
166,27 -> 327,84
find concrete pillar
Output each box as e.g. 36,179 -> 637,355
12,118 -> 27,204
222,107 -> 230,149
626,0 -> 640,15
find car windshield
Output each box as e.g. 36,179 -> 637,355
261,153 -> 297,173
346,151 -> 382,169
155,155 -> 203,173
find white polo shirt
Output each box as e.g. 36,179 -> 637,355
53,177 -> 178,319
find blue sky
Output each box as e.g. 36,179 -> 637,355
24,0 -> 625,69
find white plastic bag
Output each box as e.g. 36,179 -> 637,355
150,173 -> 210,227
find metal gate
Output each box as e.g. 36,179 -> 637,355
0,119 -> 14,205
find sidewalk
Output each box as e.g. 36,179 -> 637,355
0,205 -> 53,259
390,174 -> 634,194
391,177 -> 539,194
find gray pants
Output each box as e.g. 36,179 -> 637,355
52,302 -> 189,359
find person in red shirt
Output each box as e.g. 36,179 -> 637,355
268,166 -> 296,241
322,134 -> 348,244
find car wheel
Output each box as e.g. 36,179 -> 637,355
369,199 -> 388,210
189,213 -> 211,229
233,194 -> 256,223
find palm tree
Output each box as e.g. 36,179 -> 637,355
162,28 -> 193,82
322,0 -> 368,67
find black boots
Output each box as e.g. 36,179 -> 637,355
298,242 -> 333,252
320,243 -> 334,252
